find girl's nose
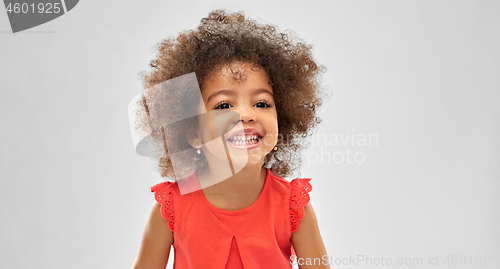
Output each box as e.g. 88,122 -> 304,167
236,105 -> 256,123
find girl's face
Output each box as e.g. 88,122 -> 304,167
196,62 -> 278,169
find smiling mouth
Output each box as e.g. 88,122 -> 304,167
226,134 -> 262,146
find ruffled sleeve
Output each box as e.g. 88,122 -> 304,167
150,181 -> 175,232
289,178 -> 312,233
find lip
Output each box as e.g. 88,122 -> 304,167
224,128 -> 264,150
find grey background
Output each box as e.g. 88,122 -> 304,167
1,0 -> 499,268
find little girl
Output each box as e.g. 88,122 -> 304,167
131,10 -> 330,269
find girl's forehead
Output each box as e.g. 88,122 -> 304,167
202,62 -> 272,92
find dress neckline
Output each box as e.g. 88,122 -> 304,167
195,168 -> 271,215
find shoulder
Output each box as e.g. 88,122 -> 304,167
150,180 -> 177,232
267,169 -> 313,232
266,169 -> 313,199
289,177 -> 312,233
150,181 -> 179,194
265,169 -> 296,202
266,168 -> 312,191
267,169 -> 291,190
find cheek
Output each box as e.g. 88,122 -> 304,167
264,114 -> 279,145
269,112 -> 279,134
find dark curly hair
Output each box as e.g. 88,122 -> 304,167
136,9 -> 326,180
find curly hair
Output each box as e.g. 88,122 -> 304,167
136,9 -> 326,180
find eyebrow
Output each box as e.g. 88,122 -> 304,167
207,88 -> 274,103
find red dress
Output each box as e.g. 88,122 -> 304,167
150,168 -> 312,268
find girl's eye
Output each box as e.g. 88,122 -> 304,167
214,100 -> 271,109
214,101 -> 232,110
254,100 -> 271,108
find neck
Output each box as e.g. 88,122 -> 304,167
199,162 -> 266,196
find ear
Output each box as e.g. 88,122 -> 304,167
186,130 -> 202,149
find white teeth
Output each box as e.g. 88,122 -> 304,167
232,139 -> 258,145
228,134 -> 260,145
230,134 -> 258,141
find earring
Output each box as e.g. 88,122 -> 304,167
197,148 -> 201,154
273,145 -> 277,151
